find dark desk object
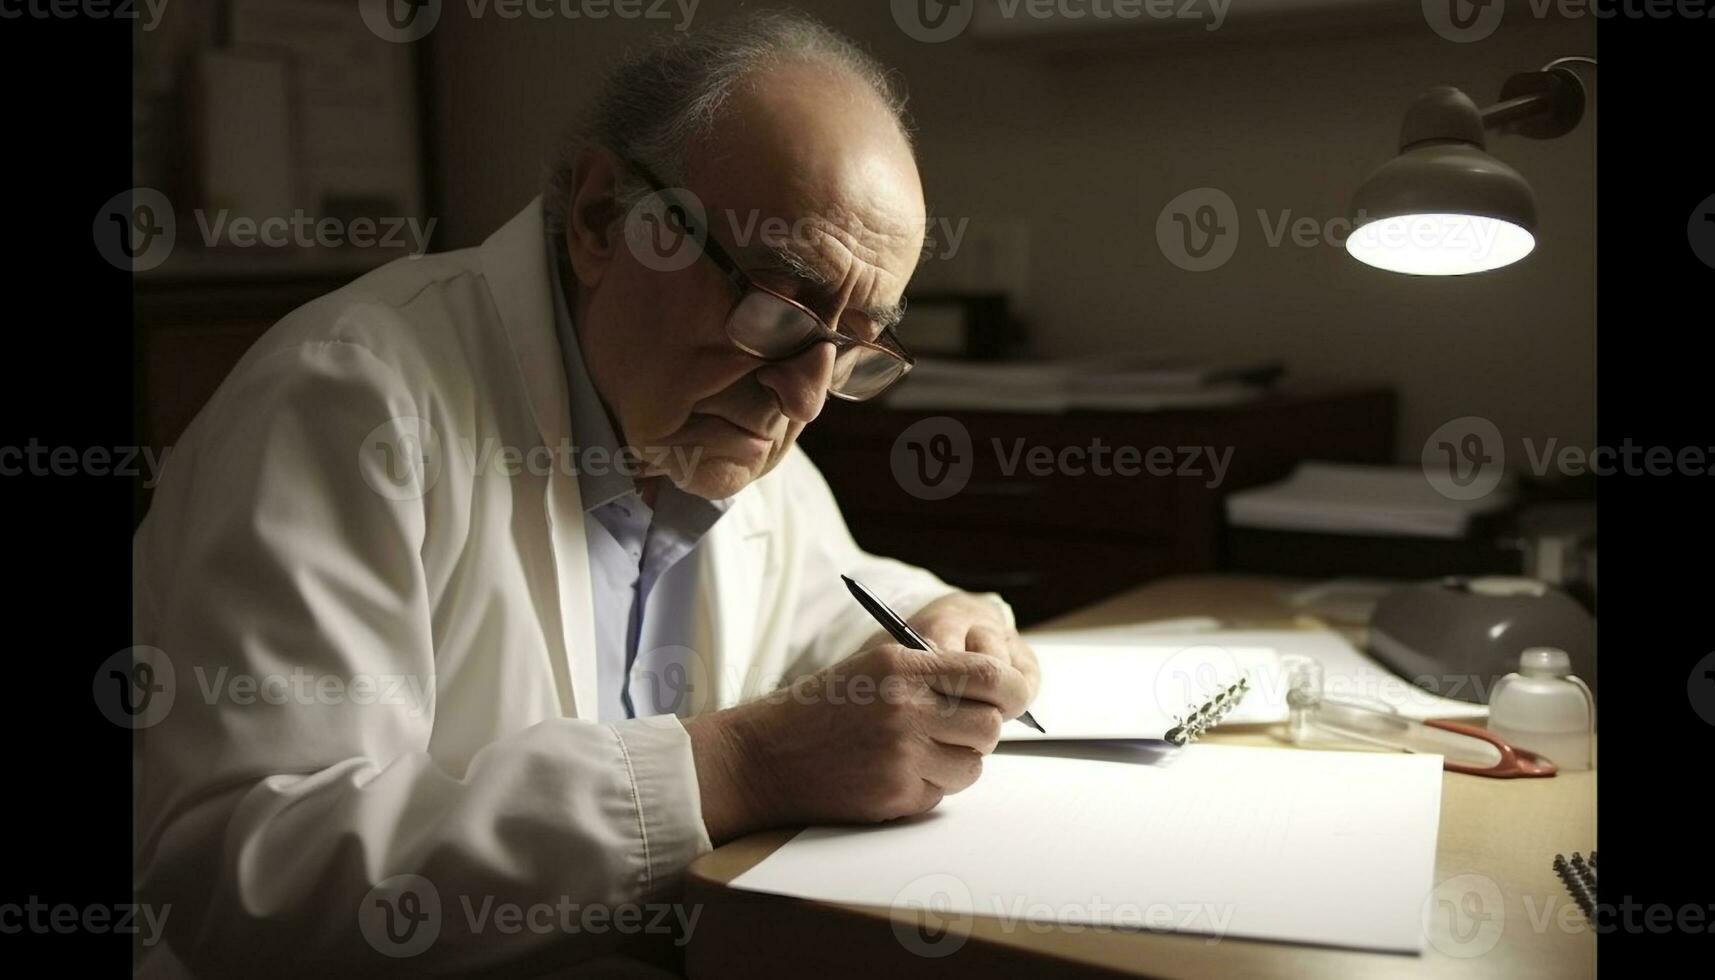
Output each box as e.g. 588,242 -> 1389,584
796,387 -> 1396,626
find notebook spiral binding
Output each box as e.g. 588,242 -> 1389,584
1163,676 -> 1252,747
1553,851 -> 1598,923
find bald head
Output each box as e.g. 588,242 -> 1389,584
690,60 -> 926,333
559,37 -> 927,501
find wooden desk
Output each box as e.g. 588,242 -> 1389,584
685,575 -> 1595,980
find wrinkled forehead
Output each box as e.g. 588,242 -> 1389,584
683,62 -> 927,285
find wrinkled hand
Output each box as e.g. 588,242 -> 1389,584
683,639 -> 1034,840
907,592 -> 1041,716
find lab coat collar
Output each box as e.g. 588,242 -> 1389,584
480,198 -> 600,720
480,199 -> 782,717
479,198 -> 772,717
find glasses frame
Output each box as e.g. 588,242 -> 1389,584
622,158 -> 914,402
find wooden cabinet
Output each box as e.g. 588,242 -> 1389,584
797,388 -> 1396,626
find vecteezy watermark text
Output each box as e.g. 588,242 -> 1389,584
359,419 -> 710,502
0,0 -> 169,30
1421,415 -> 1713,501
890,0 -> 1231,43
94,188 -> 437,273
891,416 -> 1233,501
360,0 -> 700,43
1,440 -> 171,486
1425,0 -> 1715,45
622,185 -> 970,274
0,897 -> 171,947
358,874 -> 699,957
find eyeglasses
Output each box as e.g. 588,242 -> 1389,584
623,159 -> 915,402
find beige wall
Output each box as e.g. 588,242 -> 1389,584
428,2 -> 1596,465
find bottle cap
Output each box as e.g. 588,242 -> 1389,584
1520,646 -> 1572,677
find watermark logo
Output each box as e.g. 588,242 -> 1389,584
360,416 -> 444,502
94,187 -> 436,269
892,417 -> 974,500
890,419 -> 1235,499
892,0 -> 976,42
359,0 -> 444,43
624,187 -> 710,273
1422,0 -> 1505,43
894,0 -> 1231,40
633,645 -> 715,716
362,0 -> 700,40
93,645 -> 176,730
622,193 -> 969,271
1689,193 -> 1715,270
1423,872 -> 1506,957
94,188 -> 176,272
359,874 -> 699,953
892,873 -> 974,957
359,874 -> 443,957
192,666 -> 435,717
190,208 -> 437,254
1421,415 -> 1506,501
1688,651 -> 1715,727
1156,190 -> 1383,271
1156,188 -> 1239,272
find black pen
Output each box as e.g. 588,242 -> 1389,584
841,574 -> 1045,733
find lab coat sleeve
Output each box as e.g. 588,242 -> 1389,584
133,338 -> 711,977
774,447 -> 1016,680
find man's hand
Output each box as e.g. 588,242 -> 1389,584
906,592 -> 1041,715
682,639 -> 1033,843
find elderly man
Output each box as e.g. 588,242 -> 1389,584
133,11 -> 1039,976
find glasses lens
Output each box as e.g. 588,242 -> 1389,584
728,290 -> 821,356
727,289 -> 909,400
831,345 -> 908,400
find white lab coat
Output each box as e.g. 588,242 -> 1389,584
132,199 -> 1003,977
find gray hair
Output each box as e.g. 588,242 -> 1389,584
541,10 -> 912,236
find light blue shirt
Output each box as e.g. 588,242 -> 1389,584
546,232 -> 733,722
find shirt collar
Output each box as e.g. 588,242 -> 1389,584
544,226 -> 735,522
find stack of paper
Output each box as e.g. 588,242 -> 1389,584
1225,462 -> 1515,539
885,359 -> 1072,412
884,355 -> 1278,413
731,744 -> 1445,953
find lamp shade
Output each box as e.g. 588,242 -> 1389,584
1347,87 -> 1539,275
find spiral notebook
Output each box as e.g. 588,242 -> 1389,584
999,641 -> 1287,743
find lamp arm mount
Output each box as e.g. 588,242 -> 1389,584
1477,56 -> 1595,141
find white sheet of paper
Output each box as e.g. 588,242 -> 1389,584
999,642 -> 1286,741
1025,627 -> 1489,721
730,744 -> 1444,954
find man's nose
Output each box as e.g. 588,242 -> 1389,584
754,341 -> 835,423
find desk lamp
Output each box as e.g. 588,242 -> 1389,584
1346,56 -> 1595,275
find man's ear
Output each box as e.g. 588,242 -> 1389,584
562,147 -> 625,289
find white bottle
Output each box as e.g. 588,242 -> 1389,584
1487,647 -> 1595,771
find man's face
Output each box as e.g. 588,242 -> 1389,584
569,62 -> 927,499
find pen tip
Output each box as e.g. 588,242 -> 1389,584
1022,712 -> 1045,734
